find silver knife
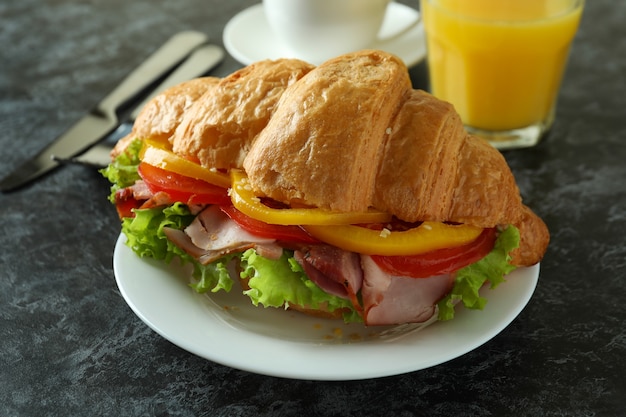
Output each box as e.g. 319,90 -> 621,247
60,43 -> 225,167
0,30 -> 209,192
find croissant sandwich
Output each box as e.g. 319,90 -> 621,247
103,50 -> 549,326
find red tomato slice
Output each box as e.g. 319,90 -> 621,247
371,227 -> 497,278
220,205 -> 320,244
114,193 -> 142,219
137,162 -> 231,206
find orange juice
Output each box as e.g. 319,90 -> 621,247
421,0 -> 583,132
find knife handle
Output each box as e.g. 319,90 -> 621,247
97,31 -> 209,117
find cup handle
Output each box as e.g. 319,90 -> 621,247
376,4 -> 421,44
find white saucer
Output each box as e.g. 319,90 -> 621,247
223,3 -> 426,67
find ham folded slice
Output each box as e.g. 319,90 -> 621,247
294,245 -> 363,306
166,206 -> 283,265
360,255 -> 453,326
292,246 -> 453,326
185,206 -> 275,251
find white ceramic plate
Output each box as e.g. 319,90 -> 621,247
113,234 -> 539,380
223,3 -> 426,67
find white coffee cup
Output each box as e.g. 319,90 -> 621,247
263,0 -> 419,64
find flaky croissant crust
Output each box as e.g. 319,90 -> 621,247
116,50 -> 549,267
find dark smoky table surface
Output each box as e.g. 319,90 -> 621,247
1,0 -> 625,416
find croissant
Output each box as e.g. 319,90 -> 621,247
170,58 -> 315,169
111,76 -> 220,159
243,51 -> 549,266
112,58 -> 314,162
115,50 -> 548,267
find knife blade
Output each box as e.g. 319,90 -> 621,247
0,30 -> 209,192
62,43 -> 225,168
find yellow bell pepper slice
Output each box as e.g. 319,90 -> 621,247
230,169 -> 392,226
139,139 -> 231,189
303,222 -> 483,256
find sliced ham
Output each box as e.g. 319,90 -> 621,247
139,191 -> 173,209
294,245 -> 363,302
128,180 -> 152,200
115,180 -> 173,211
254,243 -> 284,260
114,180 -> 152,204
185,205 -> 275,251
360,255 -> 453,326
163,227 -> 209,259
294,251 -> 345,297
165,205 -> 283,265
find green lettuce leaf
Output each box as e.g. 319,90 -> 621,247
122,202 -> 235,293
240,249 -> 361,323
437,225 -> 520,321
121,202 -> 194,261
100,138 -> 143,202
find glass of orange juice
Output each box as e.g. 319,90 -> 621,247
421,0 -> 584,149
